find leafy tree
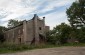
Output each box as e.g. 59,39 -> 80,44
0,26 -> 7,43
7,19 -> 21,28
46,23 -> 72,44
77,27 -> 85,43
66,0 -> 85,28
46,30 -> 57,44
53,23 -> 72,44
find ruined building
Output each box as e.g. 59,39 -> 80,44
4,14 -> 49,45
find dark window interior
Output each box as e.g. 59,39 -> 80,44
39,27 -> 42,30
19,38 -> 21,43
39,34 -> 45,43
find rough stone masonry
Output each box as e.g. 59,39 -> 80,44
4,14 -> 49,45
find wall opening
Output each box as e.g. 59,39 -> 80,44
18,37 -> 21,43
39,34 -> 45,43
39,27 -> 42,30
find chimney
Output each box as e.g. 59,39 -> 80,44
43,17 -> 45,22
43,17 -> 45,19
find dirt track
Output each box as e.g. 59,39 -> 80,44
1,47 -> 85,55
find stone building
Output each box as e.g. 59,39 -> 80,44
4,14 -> 49,45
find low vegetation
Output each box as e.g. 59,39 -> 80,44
0,43 -> 85,53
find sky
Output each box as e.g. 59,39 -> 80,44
0,0 -> 76,29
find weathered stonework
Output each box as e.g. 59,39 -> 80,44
4,14 -> 49,45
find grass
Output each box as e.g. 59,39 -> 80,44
63,43 -> 85,46
0,43 -> 59,54
0,43 -> 85,54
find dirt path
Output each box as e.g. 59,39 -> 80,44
1,47 -> 85,55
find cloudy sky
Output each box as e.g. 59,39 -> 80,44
0,0 -> 76,29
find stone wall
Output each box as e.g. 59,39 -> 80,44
4,14 -> 50,45
45,26 -> 50,32
26,20 -> 34,44
5,25 -> 23,44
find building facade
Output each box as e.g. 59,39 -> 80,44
4,14 -> 49,45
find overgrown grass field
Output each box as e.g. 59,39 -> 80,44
0,43 -> 85,54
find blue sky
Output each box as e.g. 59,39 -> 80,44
0,0 -> 76,29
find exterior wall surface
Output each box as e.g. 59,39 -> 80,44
4,14 -> 49,45
26,20 -> 34,44
5,25 -> 23,44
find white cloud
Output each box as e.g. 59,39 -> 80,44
14,0 -> 21,3
0,0 -> 76,29
39,0 -> 76,13
1,7 -> 35,21
0,0 -> 37,21
41,11 -> 69,29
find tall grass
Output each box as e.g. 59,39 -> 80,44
0,43 -> 61,53
0,43 -> 85,53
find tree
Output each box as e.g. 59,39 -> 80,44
46,23 -> 72,44
7,19 -> 21,28
46,30 -> 57,44
53,23 -> 72,44
77,27 -> 85,42
0,26 -> 7,43
66,0 -> 85,28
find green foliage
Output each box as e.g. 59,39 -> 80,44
0,43 -> 60,53
0,26 -> 7,43
46,30 -> 57,44
46,22 -> 85,44
77,27 -> 85,42
66,0 -> 85,28
0,43 -> 29,53
46,23 -> 72,44
0,43 -> 85,53
7,19 -> 22,28
53,23 -> 72,44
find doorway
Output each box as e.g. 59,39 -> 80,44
18,37 -> 21,44
39,34 -> 45,43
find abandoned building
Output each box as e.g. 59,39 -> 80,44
4,14 -> 49,45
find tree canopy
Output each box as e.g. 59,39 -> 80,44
46,23 -> 72,44
66,0 -> 85,28
0,26 -> 7,43
7,19 -> 21,28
